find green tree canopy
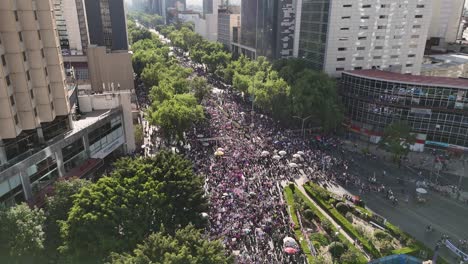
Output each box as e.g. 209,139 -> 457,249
108,225 -> 233,264
380,121 -> 416,161
59,153 -> 208,262
190,76 -> 212,103
0,203 -> 46,261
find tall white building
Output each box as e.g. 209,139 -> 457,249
427,0 -> 465,51
293,0 -> 433,77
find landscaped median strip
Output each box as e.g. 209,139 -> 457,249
303,183 -> 381,259
284,184 -> 368,264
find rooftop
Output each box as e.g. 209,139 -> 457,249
345,70 -> 468,89
422,53 -> 468,70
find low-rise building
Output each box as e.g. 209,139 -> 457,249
341,70 -> 468,152
421,53 -> 468,79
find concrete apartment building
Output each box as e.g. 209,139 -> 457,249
53,0 -> 89,55
217,5 -> 240,51
426,0 -> 466,52
0,0 -> 136,206
293,0 -> 433,77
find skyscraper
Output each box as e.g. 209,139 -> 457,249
0,0 -> 71,161
294,0 -> 433,77
84,0 -> 129,51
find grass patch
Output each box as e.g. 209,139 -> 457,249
286,185 -> 368,264
304,183 -> 381,258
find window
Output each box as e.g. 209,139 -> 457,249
390,55 -> 399,58
357,47 -> 365,50
395,25 -> 405,29
376,36 -> 385,40
6,75 -> 11,86
338,47 -> 347,51
409,44 -> 418,48
14,11 -> 18,21
34,108 -> 38,117
37,31 -> 41,40
406,64 -> 413,67
375,46 -> 383,50
18,32 -> 23,42
361,16 -> 370,19
362,4 -> 371,8
23,52 -> 27,61
379,15 -> 388,19
342,16 -> 351,19
416,5 -> 425,8
355,57 -> 364,60
354,67 -> 363,70
48,84 -> 51,94
34,11 -> 38,20
411,35 -> 419,39
408,54 -> 416,58
336,67 -> 345,71
10,95 -> 15,106
338,37 -> 349,41
41,49 -> 44,58
358,36 -> 367,40
415,15 -> 423,18
26,70 -> 30,81
413,25 -> 421,29
381,4 -> 388,8
378,25 -> 387,29
343,4 -> 352,7
337,57 -> 346,61
44,67 -> 48,76
340,27 -> 350,30
394,35 -> 402,39
359,26 -> 369,30
14,114 -> 19,124
392,45 -> 401,49
373,56 -> 382,59
51,102 -> 54,110
1,55 -> 6,66
30,89 -> 34,99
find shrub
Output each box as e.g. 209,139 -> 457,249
321,219 -> 332,232
310,233 -> 329,247
374,230 -> 392,242
336,202 -> 349,215
303,209 -> 315,220
340,249 -> 362,264
345,212 -> 354,223
329,241 -> 346,258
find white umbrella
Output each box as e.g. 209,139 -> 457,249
292,154 -> 301,159
201,212 -> 209,218
297,151 -> 305,155
215,150 -> 224,156
202,142 -> 209,147
141,144 -> 146,148
279,150 -> 287,156
197,134 -> 204,138
416,188 -> 427,194
272,155 -> 281,160
289,163 -> 298,168
261,151 -> 270,157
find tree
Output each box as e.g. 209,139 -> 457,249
149,94 -> 204,143
59,153 -> 208,262
380,121 -> 416,162
190,76 -> 211,103
108,225 -> 233,264
44,178 -> 92,261
0,203 -> 46,262
134,124 -> 144,147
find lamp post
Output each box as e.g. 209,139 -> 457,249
293,115 -> 313,140
333,230 -> 340,264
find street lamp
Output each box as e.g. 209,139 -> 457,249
293,115 -> 313,140
332,226 -> 341,264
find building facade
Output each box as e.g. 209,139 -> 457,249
0,0 -> 71,164
217,5 -> 240,50
341,70 -> 468,152
421,53 -> 468,79
53,0 -> 89,55
294,0 -> 432,77
426,0 -> 465,52
84,0 -> 129,51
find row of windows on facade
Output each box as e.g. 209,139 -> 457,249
340,15 -> 424,21
341,3 -> 425,9
13,10 -> 39,21
337,44 -> 418,52
336,54 -> 416,62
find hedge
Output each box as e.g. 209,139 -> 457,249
304,183 -> 381,259
283,186 -> 314,263
288,185 -> 368,264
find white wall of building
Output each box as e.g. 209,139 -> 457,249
63,0 -> 83,54
428,0 -> 465,45
323,0 -> 432,77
